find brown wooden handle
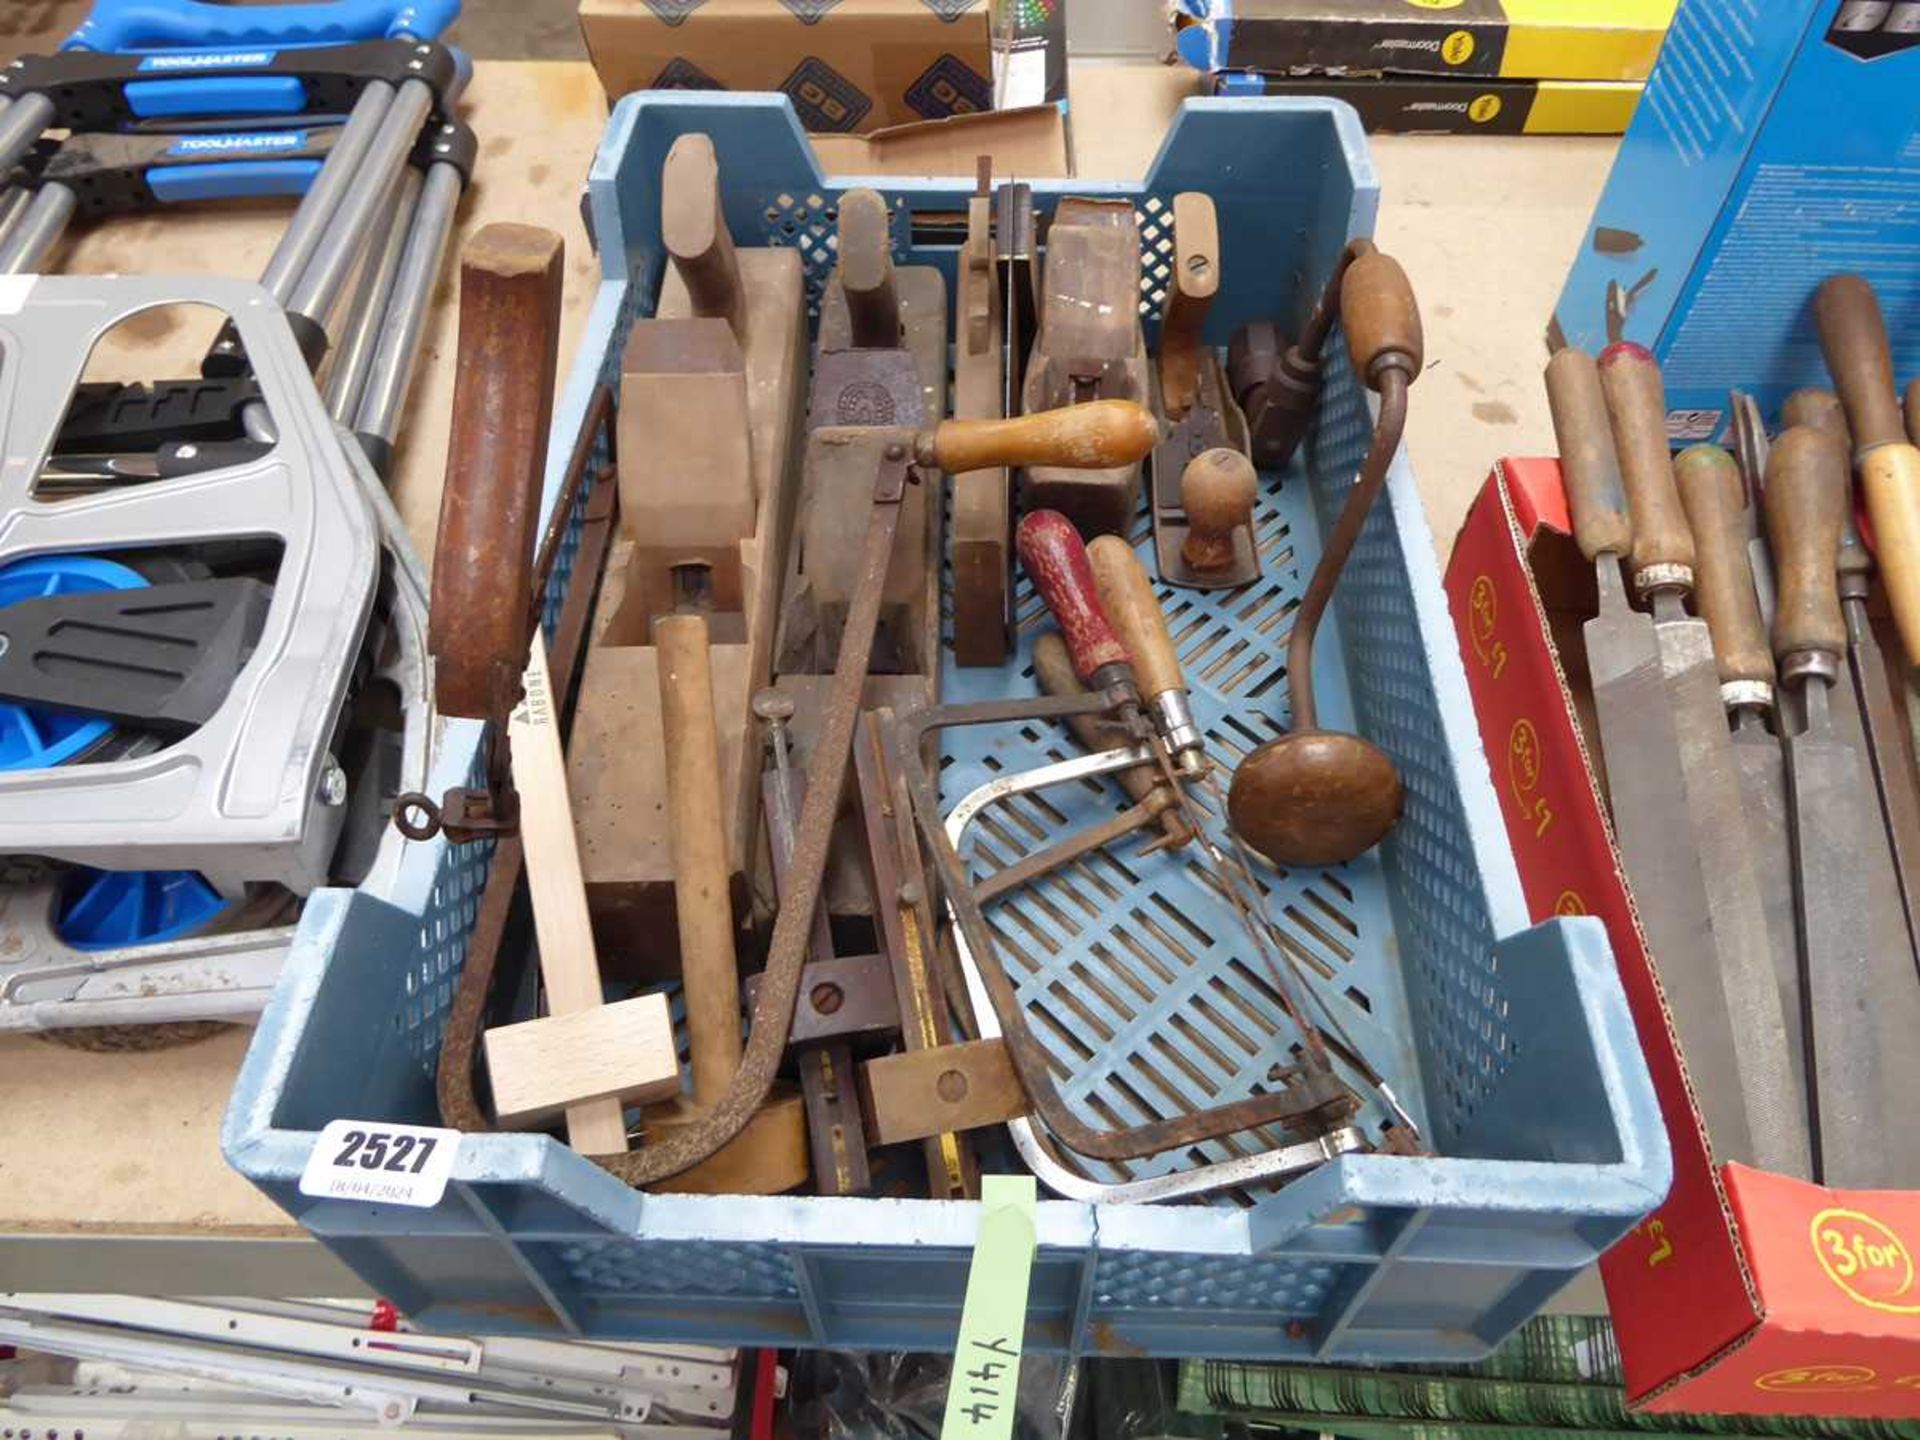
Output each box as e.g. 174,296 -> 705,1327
1764,425 -> 1850,664
1087,535 -> 1183,702
1782,387 -> 1871,581
1907,377 -> 1919,446
1341,249 -> 1423,388
1861,443 -> 1920,667
1598,342 -> 1694,587
1179,447 -> 1257,574
430,223 -> 564,722
1017,510 -> 1128,682
1674,445 -> 1775,691
1815,275 -> 1906,454
661,133 -> 744,337
1157,192 -> 1219,420
922,399 -> 1160,475
1545,347 -> 1630,561
837,187 -> 898,349
656,613 -> 742,1105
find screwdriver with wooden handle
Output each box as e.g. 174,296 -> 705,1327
1765,425 -> 1920,1186
1597,344 -> 1805,1176
1546,347 -> 1761,1167
1673,445 -> 1808,1131
1782,386 -> 1920,970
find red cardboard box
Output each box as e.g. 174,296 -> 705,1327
1446,456 -> 1920,1418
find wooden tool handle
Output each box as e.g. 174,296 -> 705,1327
1861,443 -> 1920,667
1764,425 -> 1850,664
1157,192 -> 1220,419
1780,387 -> 1873,580
1017,510 -> 1129,683
656,612 -> 743,1105
922,399 -> 1159,475
430,223 -> 564,722
508,631 -> 629,1154
1545,347 -> 1631,561
661,133 -> 745,337
1598,342 -> 1694,586
1907,377 -> 1919,446
1341,249 -> 1423,388
1674,445 -> 1775,690
1815,275 -> 1905,454
1178,448 -> 1257,575
1087,535 -> 1183,702
838,187 -> 898,349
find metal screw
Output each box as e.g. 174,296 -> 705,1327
884,441 -> 907,462
319,762 -> 349,806
936,1069 -> 969,1103
176,443 -> 198,460
896,880 -> 923,908
809,982 -> 844,1016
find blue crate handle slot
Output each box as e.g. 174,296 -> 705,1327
149,157 -> 324,203
65,0 -> 458,52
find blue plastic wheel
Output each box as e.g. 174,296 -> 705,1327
55,868 -> 232,951
0,555 -> 148,771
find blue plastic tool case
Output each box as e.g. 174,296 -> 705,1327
224,93 -> 1668,1361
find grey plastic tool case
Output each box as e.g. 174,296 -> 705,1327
225,94 -> 1668,1361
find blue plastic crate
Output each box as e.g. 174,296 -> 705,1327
223,93 -> 1668,1362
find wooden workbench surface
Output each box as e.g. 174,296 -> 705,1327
0,58 -> 1614,1252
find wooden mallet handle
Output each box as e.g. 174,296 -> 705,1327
656,613 -> 743,1106
921,400 -> 1159,476
430,223 -> 564,722
1017,510 -> 1129,684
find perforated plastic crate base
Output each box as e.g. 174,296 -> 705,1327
224,93 -> 1668,1361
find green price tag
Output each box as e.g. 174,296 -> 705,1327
941,1175 -> 1038,1440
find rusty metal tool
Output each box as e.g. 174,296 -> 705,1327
952,172 -> 1013,667
1810,280 -> 1920,966
853,706 -> 978,1200
1766,424 -> 1920,1187
1227,247 -> 1421,868
751,690 -> 898,1197
1599,343 -> 1806,1178
1543,346 -> 1760,1166
1021,198 -> 1153,536
582,400 -> 1159,1187
1031,630 -> 1194,850
887,509 -> 1359,1170
994,180 -> 1038,423
1673,443 -> 1810,1133
1151,193 -> 1257,589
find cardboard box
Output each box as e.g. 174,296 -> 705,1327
1215,71 -> 1642,134
1447,456 -> 1920,1418
1174,0 -> 1676,83
577,0 -> 993,134
809,102 -> 1069,176
1551,0 -> 1920,442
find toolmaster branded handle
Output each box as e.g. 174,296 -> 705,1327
918,399 -> 1159,476
1765,425 -> 1851,671
1545,347 -> 1632,562
1599,342 -> 1693,591
1017,510 -> 1130,686
430,222 -> 563,722
1814,276 -> 1920,666
1675,445 -> 1775,696
65,0 -> 458,52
